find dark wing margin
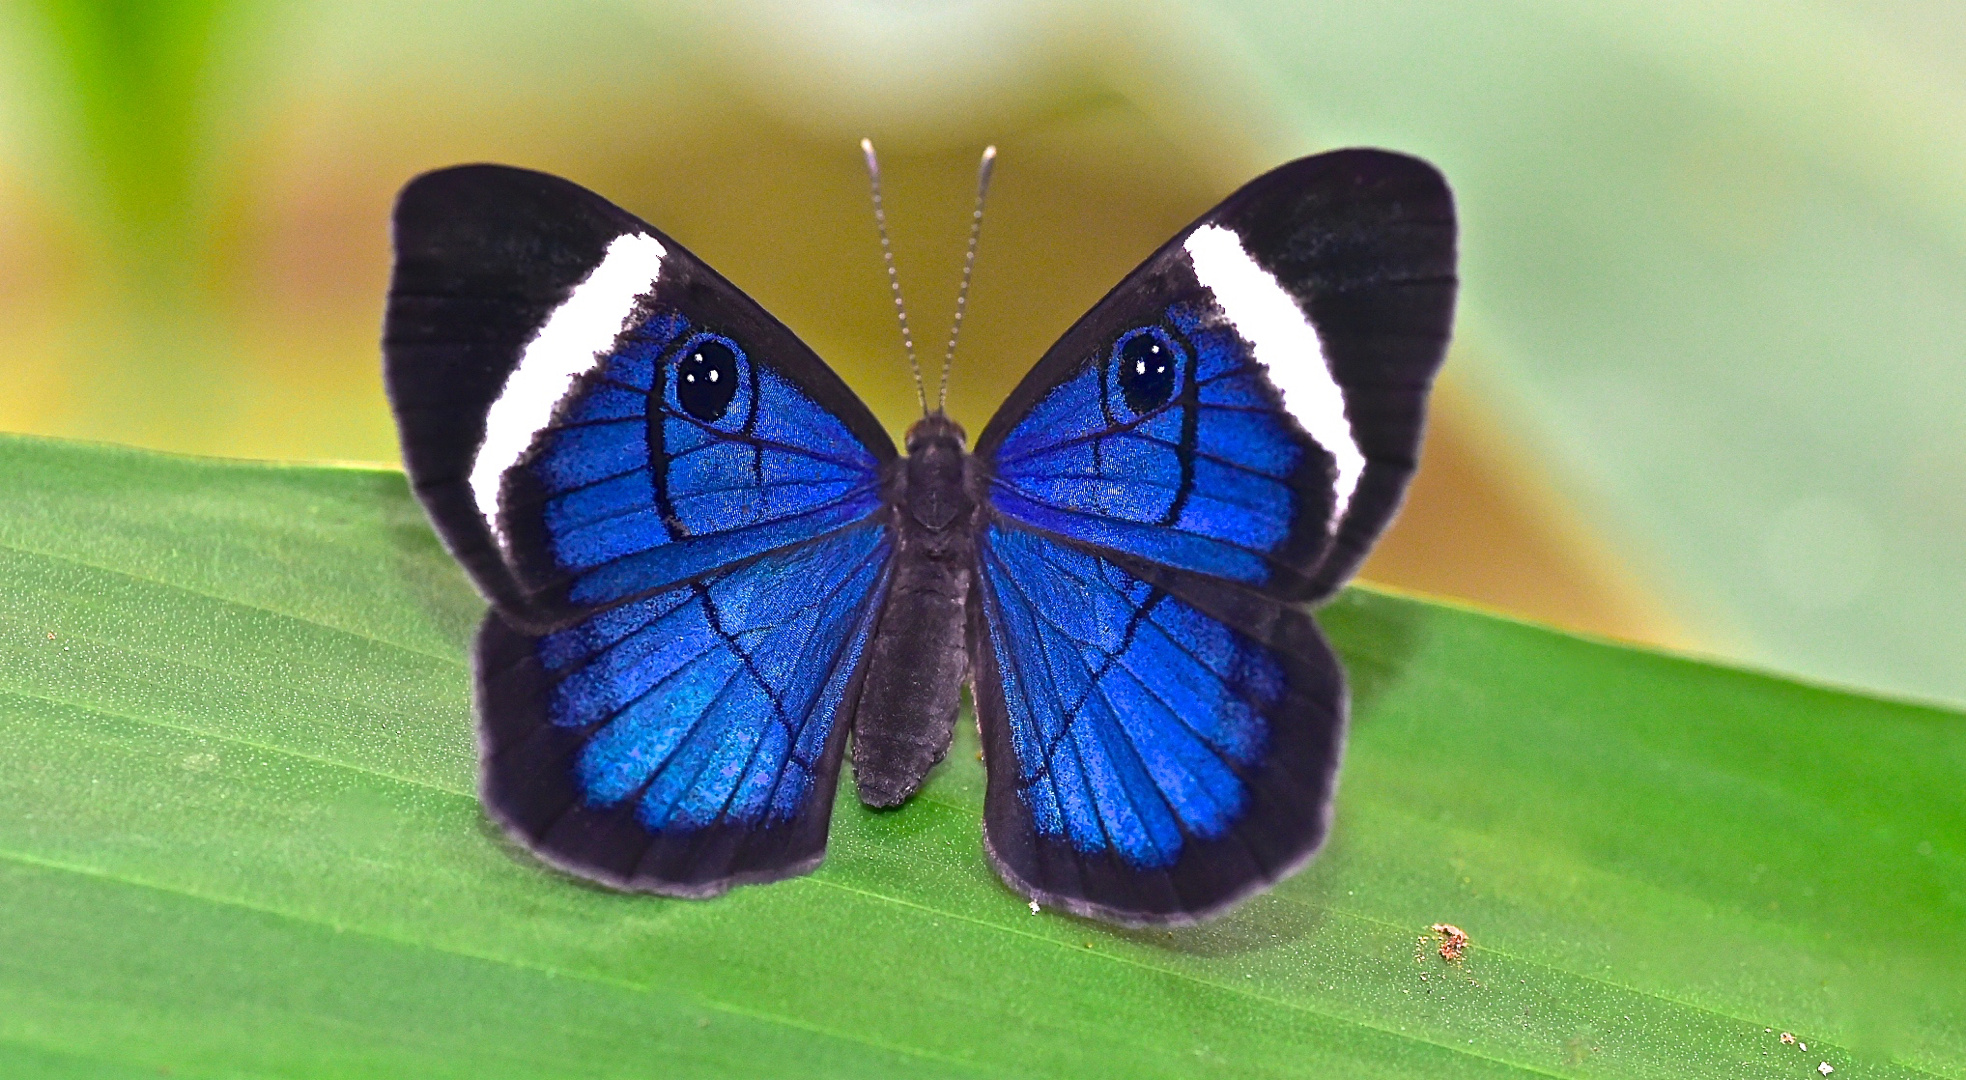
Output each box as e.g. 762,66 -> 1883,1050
384,164 -> 897,630
969,521 -> 1345,925
976,149 -> 1456,603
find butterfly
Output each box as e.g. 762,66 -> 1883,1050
383,146 -> 1456,925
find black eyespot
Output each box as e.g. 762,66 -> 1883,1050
675,339 -> 740,422
1116,329 -> 1178,414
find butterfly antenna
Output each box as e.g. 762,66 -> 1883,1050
937,144 -> 996,413
861,138 -> 928,416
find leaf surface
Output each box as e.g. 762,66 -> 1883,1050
1,434 -> 1960,1079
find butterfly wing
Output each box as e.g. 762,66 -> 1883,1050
971,524 -> 1344,922
972,149 -> 1457,922
977,149 -> 1455,602
385,165 -> 898,893
476,523 -> 890,893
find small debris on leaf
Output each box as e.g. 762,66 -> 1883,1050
1028,899 -> 1040,915
1819,1064 -> 1833,1076
1431,923 -> 1469,962
1781,1033 -> 1796,1045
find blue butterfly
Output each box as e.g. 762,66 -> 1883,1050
383,147 -> 1456,925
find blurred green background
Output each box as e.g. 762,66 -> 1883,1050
0,0 -> 1959,705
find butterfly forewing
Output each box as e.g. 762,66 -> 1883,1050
977,149 -> 1455,601
385,165 -> 898,895
386,165 -> 897,628
971,149 -> 1457,923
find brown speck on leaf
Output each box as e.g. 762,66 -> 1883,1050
1431,923 -> 1469,962
1781,1033 -> 1796,1045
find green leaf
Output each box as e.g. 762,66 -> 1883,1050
1,433 -> 1960,1079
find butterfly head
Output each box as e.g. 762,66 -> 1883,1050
904,410 -> 967,454
901,412 -> 971,531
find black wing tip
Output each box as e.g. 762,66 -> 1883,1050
1255,147 -> 1454,210
386,161 -> 647,295
471,610 -> 838,900
1225,147 -> 1458,277
392,162 -> 619,227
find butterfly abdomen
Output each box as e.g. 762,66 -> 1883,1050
850,414 -> 977,808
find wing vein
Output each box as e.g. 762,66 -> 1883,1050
984,537 -> 1259,780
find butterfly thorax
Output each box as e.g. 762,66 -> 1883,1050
849,412 -> 978,808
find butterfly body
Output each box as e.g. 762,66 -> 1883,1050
850,412 -> 975,809
385,150 -> 1456,924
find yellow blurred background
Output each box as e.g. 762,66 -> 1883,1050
5,1 -> 1963,702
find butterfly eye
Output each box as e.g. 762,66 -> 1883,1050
1112,327 -> 1182,416
674,337 -> 743,422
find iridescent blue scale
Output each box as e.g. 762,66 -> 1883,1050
979,523 -> 1273,868
545,524 -> 889,830
989,303 -> 1321,593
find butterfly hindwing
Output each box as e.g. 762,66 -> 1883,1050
971,149 -> 1456,921
971,522 -> 1345,924
477,522 -> 891,893
975,149 -> 1456,601
384,165 -> 898,893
